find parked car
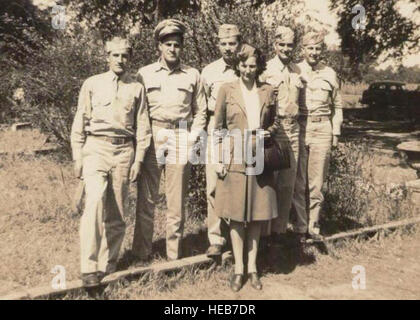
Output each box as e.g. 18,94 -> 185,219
360,81 -> 420,121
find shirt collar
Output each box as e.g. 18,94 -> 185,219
219,58 -> 234,73
274,56 -> 288,72
106,69 -> 129,81
302,59 -> 325,72
155,59 -> 187,73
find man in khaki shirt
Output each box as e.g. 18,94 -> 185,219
71,37 -> 151,287
260,26 -> 307,245
133,19 -> 207,261
201,24 -> 241,257
296,31 -> 343,239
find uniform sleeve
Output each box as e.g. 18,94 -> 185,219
276,79 -> 289,118
70,80 -> 89,161
190,70 -> 207,138
331,74 -> 343,136
213,85 -> 228,164
267,87 -> 281,135
134,84 -> 152,163
200,69 -> 211,111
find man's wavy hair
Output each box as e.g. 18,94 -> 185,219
233,43 -> 266,78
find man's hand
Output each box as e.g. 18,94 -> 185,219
332,135 -> 339,148
215,163 -> 227,179
74,159 -> 83,179
130,162 -> 142,183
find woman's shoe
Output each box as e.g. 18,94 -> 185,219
248,272 -> 262,290
230,274 -> 243,292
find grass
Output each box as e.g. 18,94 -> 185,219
341,82 -> 368,96
0,128 -> 50,154
58,224 -> 420,300
0,129 -> 418,299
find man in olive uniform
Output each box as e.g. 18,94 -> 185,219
201,24 -> 241,257
71,37 -> 151,287
132,19 -> 207,261
260,26 -> 308,245
296,31 -> 343,239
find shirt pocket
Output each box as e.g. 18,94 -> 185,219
309,79 -> 331,103
91,93 -> 112,122
145,82 -> 161,106
175,82 -> 194,106
116,96 -> 135,127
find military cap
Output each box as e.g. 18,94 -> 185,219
302,31 -> 325,46
105,37 -> 131,53
237,43 -> 257,60
275,26 -> 295,42
154,19 -> 187,42
218,24 -> 241,39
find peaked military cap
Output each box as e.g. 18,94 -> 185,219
154,19 -> 187,41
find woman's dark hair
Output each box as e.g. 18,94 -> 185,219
233,43 -> 266,78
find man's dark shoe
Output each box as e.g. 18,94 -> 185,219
133,255 -> 152,267
81,272 -> 99,287
248,272 -> 262,290
295,233 -> 307,246
230,274 -> 243,292
206,245 -> 222,257
307,232 -> 324,242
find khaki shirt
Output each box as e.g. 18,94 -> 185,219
260,56 -> 303,118
137,61 -> 207,135
297,60 -> 343,135
201,58 -> 237,113
70,70 -> 152,162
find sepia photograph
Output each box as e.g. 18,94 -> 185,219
0,0 -> 419,303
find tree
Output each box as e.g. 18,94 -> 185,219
331,0 -> 419,80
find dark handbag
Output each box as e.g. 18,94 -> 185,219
263,137 -> 291,171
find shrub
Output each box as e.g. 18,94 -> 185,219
323,139 -> 412,234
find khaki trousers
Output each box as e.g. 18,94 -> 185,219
133,125 -> 191,260
296,118 -> 333,233
270,119 -> 307,234
206,115 -> 226,246
80,136 -> 133,274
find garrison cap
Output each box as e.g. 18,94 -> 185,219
275,26 -> 294,42
154,19 -> 187,42
105,37 -> 131,53
237,43 -> 257,60
302,31 -> 325,46
218,24 -> 241,39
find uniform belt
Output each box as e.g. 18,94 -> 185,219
280,116 -> 299,124
151,118 -> 192,129
89,135 -> 132,145
207,110 -> 215,116
299,115 -> 330,122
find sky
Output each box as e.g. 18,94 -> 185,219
32,0 -> 419,68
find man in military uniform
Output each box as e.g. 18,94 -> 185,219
296,31 -> 343,239
71,37 -> 151,287
260,26 -> 307,245
201,24 -> 241,258
133,19 -> 207,261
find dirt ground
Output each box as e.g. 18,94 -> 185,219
115,229 -> 420,300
